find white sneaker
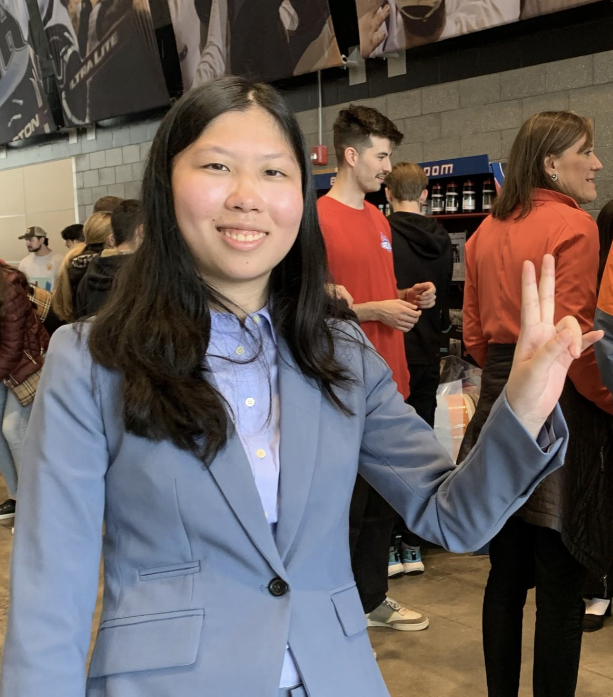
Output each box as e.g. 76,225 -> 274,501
366,597 -> 429,631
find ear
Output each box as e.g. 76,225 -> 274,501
106,233 -> 116,248
344,146 -> 359,169
420,188 -> 428,204
385,187 -> 392,203
544,153 -> 557,178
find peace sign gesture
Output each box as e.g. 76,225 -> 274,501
506,255 -> 603,438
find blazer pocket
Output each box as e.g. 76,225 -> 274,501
138,560 -> 201,581
88,609 -> 204,677
330,583 -> 367,637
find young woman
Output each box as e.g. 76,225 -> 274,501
0,79 -> 600,697
461,111 -> 613,697
0,263 -> 49,520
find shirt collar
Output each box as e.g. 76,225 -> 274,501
210,305 -> 277,346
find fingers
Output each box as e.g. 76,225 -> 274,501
539,254 -> 555,325
555,316 -> 582,359
520,260 -> 540,329
529,327 -> 574,374
582,329 -> 605,352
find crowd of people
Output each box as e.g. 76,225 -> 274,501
0,76 -> 611,697
0,196 -> 142,524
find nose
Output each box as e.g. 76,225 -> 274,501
225,174 -> 265,213
592,154 -> 603,171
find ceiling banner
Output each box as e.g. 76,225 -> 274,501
357,0 -> 600,58
38,0 -> 169,126
0,0 -> 55,144
169,0 -> 344,91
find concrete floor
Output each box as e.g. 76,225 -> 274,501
0,519 -> 611,695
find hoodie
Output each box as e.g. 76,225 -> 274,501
389,211 -> 453,365
74,249 -> 133,319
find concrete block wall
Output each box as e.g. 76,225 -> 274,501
0,116 -> 161,222
296,50 -> 613,214
4,50 -> 613,217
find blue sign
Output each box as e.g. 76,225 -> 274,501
313,171 -> 337,190
418,154 -> 491,179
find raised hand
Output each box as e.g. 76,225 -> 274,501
506,255 -> 603,438
358,0 -> 390,57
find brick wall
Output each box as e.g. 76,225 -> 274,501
4,50 -> 613,218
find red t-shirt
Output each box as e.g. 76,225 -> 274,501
318,196 -> 410,399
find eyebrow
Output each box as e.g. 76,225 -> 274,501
194,145 -> 293,161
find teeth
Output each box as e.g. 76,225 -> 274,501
222,230 -> 266,242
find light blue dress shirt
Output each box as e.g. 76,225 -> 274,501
207,308 -> 301,689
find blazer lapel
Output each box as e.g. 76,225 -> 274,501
208,427 -> 286,579
275,340 -> 322,561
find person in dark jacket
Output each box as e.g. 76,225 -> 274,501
75,199 -> 142,318
0,264 -> 49,520
384,161 -> 453,578
52,211 -> 113,323
386,162 -> 453,425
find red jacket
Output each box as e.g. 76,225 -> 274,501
0,266 -> 49,386
464,188 -> 613,415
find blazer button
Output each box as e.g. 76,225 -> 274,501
268,577 -> 289,597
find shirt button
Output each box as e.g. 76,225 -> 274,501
235,346 -> 245,356
245,397 -> 255,408
253,315 -> 261,325
256,449 -> 266,459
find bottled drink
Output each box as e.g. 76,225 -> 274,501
482,178 -> 495,212
462,179 -> 476,213
431,183 -> 444,214
445,181 -> 459,214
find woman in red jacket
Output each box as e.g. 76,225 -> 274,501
460,111 -> 613,697
0,264 -> 49,520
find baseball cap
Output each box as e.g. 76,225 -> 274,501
18,226 -> 47,240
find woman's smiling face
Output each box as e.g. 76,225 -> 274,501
171,106 -> 304,307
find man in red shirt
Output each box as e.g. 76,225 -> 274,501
318,105 -> 435,632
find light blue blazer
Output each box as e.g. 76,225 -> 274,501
1,323 -> 567,697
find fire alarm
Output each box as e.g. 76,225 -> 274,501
310,145 -> 328,166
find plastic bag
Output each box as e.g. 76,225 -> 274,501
434,356 -> 482,463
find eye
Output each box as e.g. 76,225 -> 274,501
584,149 -> 593,157
203,163 -> 229,171
264,169 -> 286,177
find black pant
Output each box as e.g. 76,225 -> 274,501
391,362 -> 441,547
349,475 -> 398,614
483,517 -> 587,697
406,363 -> 440,428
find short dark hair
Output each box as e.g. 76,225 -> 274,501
60,223 -> 85,242
111,199 -> 142,246
385,162 -> 428,203
93,195 -> 123,213
333,105 -> 403,166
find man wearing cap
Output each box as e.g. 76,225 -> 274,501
18,227 -> 63,292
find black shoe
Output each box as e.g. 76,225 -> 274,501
0,499 -> 16,520
583,603 -> 611,633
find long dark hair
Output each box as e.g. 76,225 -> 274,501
597,200 -> 613,290
492,111 -> 593,221
89,77 -> 356,463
